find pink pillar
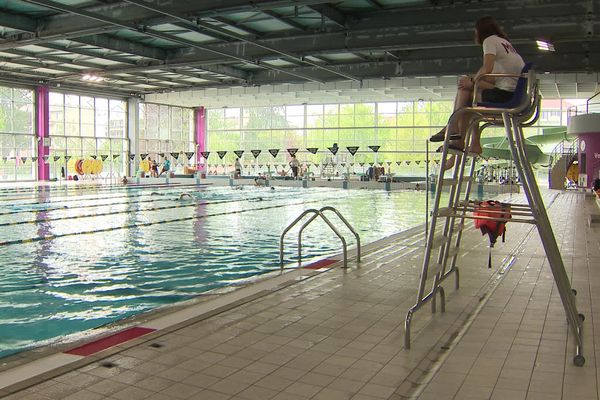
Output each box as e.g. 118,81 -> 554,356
36,86 -> 50,181
195,107 -> 206,171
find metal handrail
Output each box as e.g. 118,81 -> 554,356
587,91 -> 600,114
319,206 -> 361,262
279,206 -> 361,269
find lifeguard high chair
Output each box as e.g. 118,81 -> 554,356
404,64 -> 585,366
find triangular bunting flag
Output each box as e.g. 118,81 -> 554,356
112,154 -> 120,159
185,152 -> 195,160
200,151 -> 210,159
251,150 -> 261,158
406,160 -> 412,165
0,157 -> 6,163
328,146 -> 339,155
258,164 -> 264,168
369,162 -> 374,166
233,150 -> 244,158
341,163 -> 346,167
368,145 -> 381,153
53,155 -> 61,162
350,163 -> 354,166
396,161 -> 401,166
90,155 -> 97,160
287,148 -> 298,156
100,155 -> 109,161
129,154 -> 136,161
306,147 -> 318,154
20,157 -> 27,163
65,155 -> 72,162
140,153 -> 148,160
31,156 -> 38,162
43,155 -> 50,163
268,149 -> 279,158
217,151 -> 227,159
170,152 -> 179,159
359,162 -> 364,166
346,146 -> 359,156
158,152 -> 165,158
386,161 -> 392,166
415,160 -> 421,165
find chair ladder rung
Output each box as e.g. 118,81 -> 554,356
441,178 -> 458,186
431,234 -> 450,248
429,262 -> 443,276
437,207 -> 468,218
446,147 -> 480,158
447,246 -> 460,258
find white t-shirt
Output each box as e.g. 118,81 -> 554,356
482,35 -> 525,92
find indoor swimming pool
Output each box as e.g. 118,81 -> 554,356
0,183 -> 436,359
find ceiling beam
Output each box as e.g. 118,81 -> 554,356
210,16 -> 264,37
162,68 -> 223,83
25,0 -> 336,41
121,0 -> 362,82
21,0 -> 324,84
0,10 -> 37,34
73,34 -> 167,61
260,10 -> 308,32
40,42 -> 150,65
364,0 -> 384,10
306,4 -> 348,29
39,42 -> 239,81
0,51 -> 177,89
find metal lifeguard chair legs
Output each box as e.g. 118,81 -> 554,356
404,113 -> 585,366
503,113 -> 585,366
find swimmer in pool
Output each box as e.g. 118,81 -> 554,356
178,193 -> 193,200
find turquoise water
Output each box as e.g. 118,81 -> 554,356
0,184 -> 433,358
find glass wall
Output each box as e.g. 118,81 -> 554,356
49,92 -> 128,177
138,103 -> 195,167
206,100 -> 571,176
0,86 -> 35,181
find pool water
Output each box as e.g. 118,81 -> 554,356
0,184 -> 436,358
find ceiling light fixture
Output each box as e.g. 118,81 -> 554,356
81,74 -> 104,82
536,40 -> 555,52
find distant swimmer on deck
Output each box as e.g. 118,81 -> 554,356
158,159 -> 171,177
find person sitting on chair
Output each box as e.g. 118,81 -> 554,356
429,16 -> 525,157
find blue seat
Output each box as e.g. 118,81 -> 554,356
477,62 -> 533,109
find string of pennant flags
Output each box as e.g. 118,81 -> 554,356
2,145 -> 497,166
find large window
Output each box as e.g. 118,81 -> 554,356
206,100 -> 570,175
139,103 -> 195,165
206,102 -> 454,172
0,86 -> 35,181
49,92 -> 128,177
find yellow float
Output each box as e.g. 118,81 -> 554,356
92,159 -> 103,174
140,159 -> 150,173
82,159 -> 93,174
67,157 -> 77,173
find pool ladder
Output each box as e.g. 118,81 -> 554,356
280,206 -> 360,269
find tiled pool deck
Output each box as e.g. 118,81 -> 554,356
1,190 -> 598,400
